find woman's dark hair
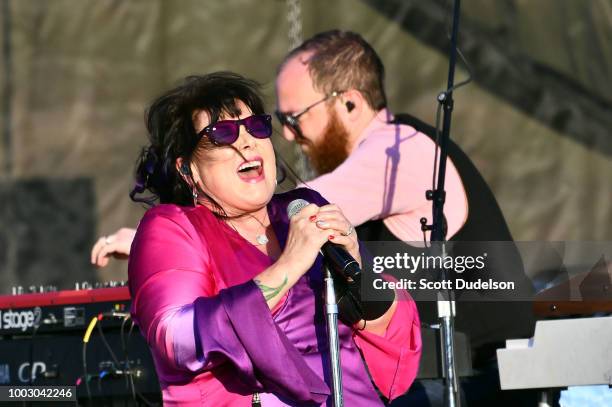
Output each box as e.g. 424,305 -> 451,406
130,72 -> 266,208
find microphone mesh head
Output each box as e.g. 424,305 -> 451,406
287,199 -> 310,218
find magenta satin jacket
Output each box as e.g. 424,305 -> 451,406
128,188 -> 421,406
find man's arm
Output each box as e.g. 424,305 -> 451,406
91,227 -> 137,267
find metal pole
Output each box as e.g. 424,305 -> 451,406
433,242 -> 459,407
429,1 -> 462,406
324,265 -> 343,406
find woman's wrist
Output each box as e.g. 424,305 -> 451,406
254,259 -> 299,308
276,251 -> 310,277
254,272 -> 288,301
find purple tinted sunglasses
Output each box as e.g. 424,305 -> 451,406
198,114 -> 272,146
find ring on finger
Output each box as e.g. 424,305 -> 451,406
341,225 -> 354,237
104,236 -> 113,245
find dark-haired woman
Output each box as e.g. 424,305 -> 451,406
128,72 -> 421,406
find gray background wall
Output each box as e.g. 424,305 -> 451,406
1,0 -> 611,291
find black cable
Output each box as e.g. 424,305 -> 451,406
120,315 -> 137,403
451,46 -> 473,92
444,0 -> 473,95
136,392 -> 158,407
127,320 -> 135,348
82,342 -> 92,404
96,321 -> 123,371
120,315 -> 130,351
125,320 -> 136,396
125,320 -> 158,407
272,144 -> 309,190
128,366 -> 137,404
432,102 -> 444,194
432,47 -> 472,192
99,317 -> 162,406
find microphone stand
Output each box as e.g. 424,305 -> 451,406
422,1 -> 462,406
324,264 -> 343,406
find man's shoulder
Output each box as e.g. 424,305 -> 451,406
361,121 -> 432,149
344,122 -> 436,170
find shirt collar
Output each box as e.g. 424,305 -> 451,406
350,108 -> 394,153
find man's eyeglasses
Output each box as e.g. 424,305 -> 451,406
198,114 -> 272,146
275,91 -> 343,138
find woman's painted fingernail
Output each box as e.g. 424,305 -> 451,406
309,215 -> 317,222
328,235 -> 335,240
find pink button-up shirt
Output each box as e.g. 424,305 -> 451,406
304,109 -> 468,241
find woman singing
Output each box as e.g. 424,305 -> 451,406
128,72 -> 421,406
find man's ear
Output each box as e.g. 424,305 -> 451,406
340,89 -> 364,121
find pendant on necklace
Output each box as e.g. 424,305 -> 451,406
256,234 -> 269,245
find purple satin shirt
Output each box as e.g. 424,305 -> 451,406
128,188 -> 421,406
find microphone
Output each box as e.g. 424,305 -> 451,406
287,199 -> 361,279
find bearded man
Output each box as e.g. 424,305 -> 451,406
275,30 -> 536,406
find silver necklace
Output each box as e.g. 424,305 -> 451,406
229,213 -> 269,246
252,213 -> 269,245
255,234 -> 269,245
